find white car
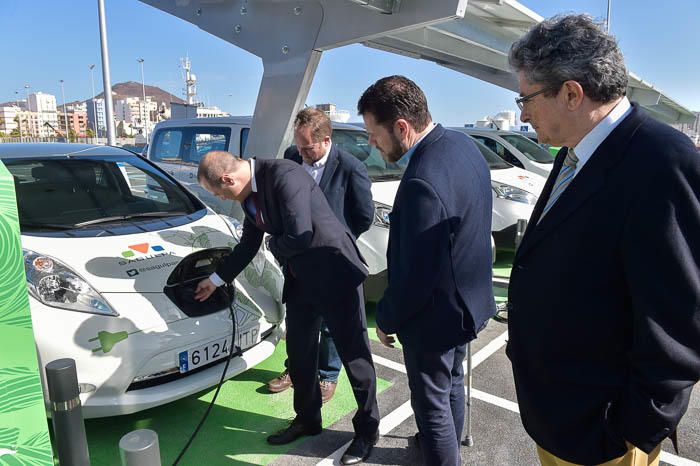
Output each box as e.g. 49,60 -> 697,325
463,134 -> 546,250
456,128 -> 554,178
2,143 -> 285,418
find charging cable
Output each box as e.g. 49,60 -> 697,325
172,283 -> 241,466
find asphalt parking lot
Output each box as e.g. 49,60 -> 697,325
270,306 -> 700,466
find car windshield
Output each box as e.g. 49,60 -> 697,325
500,134 -> 554,164
331,129 -> 405,181
5,155 -> 200,232
469,137 -> 513,170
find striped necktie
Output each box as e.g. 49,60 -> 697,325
539,148 -> 579,220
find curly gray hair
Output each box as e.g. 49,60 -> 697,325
509,14 -> 628,103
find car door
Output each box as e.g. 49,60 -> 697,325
473,135 -> 525,170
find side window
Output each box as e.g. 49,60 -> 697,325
189,130 -> 230,164
331,129 -> 371,162
493,142 -> 524,168
240,128 -> 249,157
151,129 -> 184,163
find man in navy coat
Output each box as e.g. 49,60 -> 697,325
359,75 -> 495,465
266,107 -> 374,403
507,14 -> 700,466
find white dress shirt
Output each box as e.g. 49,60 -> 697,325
570,96 -> 632,178
302,142 -> 331,185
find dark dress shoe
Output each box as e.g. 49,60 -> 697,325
267,369 -> 293,393
266,418 -> 322,445
340,431 -> 379,465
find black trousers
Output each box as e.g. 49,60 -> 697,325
404,343 -> 467,466
285,281 -> 379,437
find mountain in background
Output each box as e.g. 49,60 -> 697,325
93,81 -> 185,106
1,82 -> 185,109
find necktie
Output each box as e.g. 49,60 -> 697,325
250,193 -> 264,227
539,148 -> 579,220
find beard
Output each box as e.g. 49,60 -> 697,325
381,132 -> 406,163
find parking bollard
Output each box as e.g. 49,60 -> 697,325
120,429 -> 162,466
515,218 -> 528,250
45,358 -> 91,466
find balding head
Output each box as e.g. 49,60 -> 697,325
197,151 -> 252,202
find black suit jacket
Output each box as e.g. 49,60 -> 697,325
215,159 -> 368,302
376,125 -> 496,352
284,144 -> 374,238
507,104 -> 700,464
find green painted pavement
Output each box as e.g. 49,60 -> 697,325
84,341 -> 391,466
0,161 -> 54,465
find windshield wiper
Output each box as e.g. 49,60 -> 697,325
20,221 -> 76,231
73,211 -> 189,228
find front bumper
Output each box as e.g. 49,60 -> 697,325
31,292 -> 283,418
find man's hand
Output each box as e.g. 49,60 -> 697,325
195,278 -> 218,302
376,327 -> 396,348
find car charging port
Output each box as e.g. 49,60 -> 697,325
163,247 -> 233,317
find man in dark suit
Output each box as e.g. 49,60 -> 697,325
195,151 -> 380,465
266,107 -> 374,402
358,75 -> 495,465
507,14 -> 700,466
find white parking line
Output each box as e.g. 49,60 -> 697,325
315,331 -> 508,465
316,329 -> 700,466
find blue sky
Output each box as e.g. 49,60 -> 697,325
1,0 -> 698,126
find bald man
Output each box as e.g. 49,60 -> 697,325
194,152 -> 380,465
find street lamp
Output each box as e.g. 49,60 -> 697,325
89,64 -> 98,142
59,80 -> 69,142
137,58 -> 148,143
24,84 -> 31,138
14,91 -> 23,142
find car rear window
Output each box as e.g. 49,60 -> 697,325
6,155 -> 201,232
150,127 -> 231,164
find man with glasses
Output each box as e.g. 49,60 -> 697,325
266,107 -> 374,405
506,14 -> 700,466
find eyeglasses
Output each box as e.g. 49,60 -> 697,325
515,83 -> 562,110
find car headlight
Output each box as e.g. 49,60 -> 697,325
491,182 -> 538,205
373,202 -> 392,228
23,249 -> 117,316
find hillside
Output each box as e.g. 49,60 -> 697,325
93,81 -> 185,106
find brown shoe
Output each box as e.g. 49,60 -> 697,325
320,380 -> 337,403
268,369 -> 293,393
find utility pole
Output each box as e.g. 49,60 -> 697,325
606,0 -> 612,33
59,80 -> 70,142
97,0 -> 116,145
89,64 -> 99,143
137,58 -> 149,143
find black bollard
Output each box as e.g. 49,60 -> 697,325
515,219 -> 528,250
45,358 -> 90,466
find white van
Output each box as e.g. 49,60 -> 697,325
148,117 -> 397,300
455,128 -> 554,178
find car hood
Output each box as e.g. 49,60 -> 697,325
21,212 -> 238,293
371,180 -> 401,207
490,167 -> 546,196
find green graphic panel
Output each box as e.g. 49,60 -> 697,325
0,161 -> 54,465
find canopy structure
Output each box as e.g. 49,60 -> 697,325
140,0 -> 695,158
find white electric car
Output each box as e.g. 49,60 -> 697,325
2,143 -> 285,418
456,128 -> 554,178
464,135 -> 546,250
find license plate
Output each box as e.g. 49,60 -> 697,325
178,325 -> 260,373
